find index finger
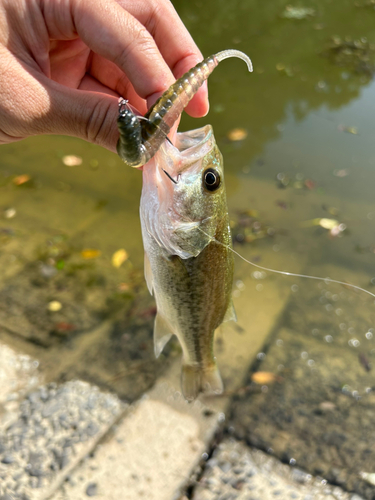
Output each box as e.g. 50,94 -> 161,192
117,0 -> 209,117
67,0 -> 209,117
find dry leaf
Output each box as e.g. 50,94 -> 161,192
251,372 -> 277,385
62,155 -> 83,166
118,283 -> 131,292
3,208 -> 16,219
13,174 -> 31,186
112,249 -> 128,268
48,300 -> 62,312
81,249 -> 101,259
227,128 -> 248,141
338,125 -> 358,135
317,218 -> 339,230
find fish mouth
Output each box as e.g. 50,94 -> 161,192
159,124 -> 217,179
174,124 -> 214,156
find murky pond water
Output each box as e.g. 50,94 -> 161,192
1,0 -> 375,497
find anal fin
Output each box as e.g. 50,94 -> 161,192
223,300 -> 237,323
154,313 -> 174,358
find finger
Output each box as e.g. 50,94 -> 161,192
65,0 -> 175,101
48,83 -> 120,152
46,0 -> 208,118
88,54 -> 148,115
0,51 -> 119,151
116,0 -> 209,117
49,39 -> 89,88
78,74 -> 119,97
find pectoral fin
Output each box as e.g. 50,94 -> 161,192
144,252 -> 153,295
223,300 -> 237,323
154,313 -> 174,358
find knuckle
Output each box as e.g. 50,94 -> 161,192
113,25 -> 155,68
115,73 -> 133,98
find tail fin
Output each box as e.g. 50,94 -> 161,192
181,363 -> 223,401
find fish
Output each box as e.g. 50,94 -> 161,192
140,124 -> 236,400
117,49 -> 253,400
117,49 -> 253,168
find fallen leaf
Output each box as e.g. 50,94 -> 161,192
338,125 -> 358,135
13,174 -> 31,186
304,179 -> 316,190
251,372 -> 277,385
281,6 -> 315,19
62,155 -> 83,166
48,300 -> 62,312
81,249 -> 101,259
112,248 -> 128,268
333,169 -> 350,177
227,128 -> 248,141
301,218 -> 339,229
3,208 -> 16,219
318,218 -> 340,230
118,283 -> 131,292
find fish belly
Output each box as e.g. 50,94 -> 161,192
143,226 -> 234,400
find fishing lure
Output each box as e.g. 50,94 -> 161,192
117,49 -> 253,168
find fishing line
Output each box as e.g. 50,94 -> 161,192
144,121 -> 374,300
195,225 -> 375,299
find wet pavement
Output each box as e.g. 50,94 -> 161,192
229,264 -> 375,499
191,439 -> 364,500
0,380 -> 123,500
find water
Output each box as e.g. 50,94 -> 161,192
1,0 -> 375,497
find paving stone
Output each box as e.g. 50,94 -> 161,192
191,439 -> 364,500
229,264 -> 375,499
0,342 -> 41,430
0,381 -> 123,500
49,246 -> 299,500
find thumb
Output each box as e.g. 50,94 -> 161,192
39,82 -> 120,153
0,61 -> 120,152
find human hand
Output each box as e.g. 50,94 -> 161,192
0,0 -> 208,152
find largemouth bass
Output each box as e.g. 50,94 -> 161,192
140,125 -> 235,400
117,49 -> 253,399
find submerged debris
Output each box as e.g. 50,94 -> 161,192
48,300 -> 63,312
112,249 -> 129,268
276,172 -> 316,190
227,128 -> 248,141
230,210 -> 277,244
251,371 -> 278,385
12,174 -> 32,186
338,125 -> 359,135
333,169 -> 350,177
62,155 -> 83,166
81,249 -> 101,259
302,218 -> 347,237
3,207 -> 16,219
322,36 -> 375,77
281,5 -> 316,19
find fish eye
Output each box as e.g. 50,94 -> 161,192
203,168 -> 221,191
